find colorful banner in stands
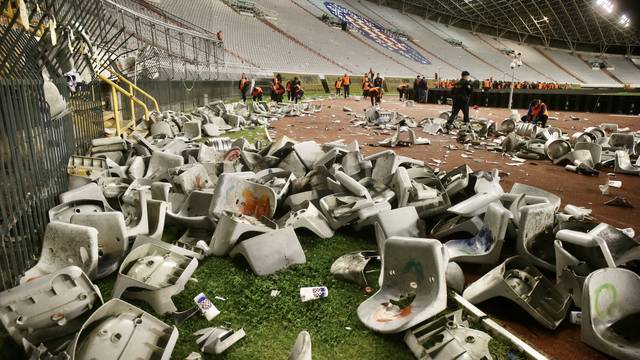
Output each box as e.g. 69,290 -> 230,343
324,1 -> 431,65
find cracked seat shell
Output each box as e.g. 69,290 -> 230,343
112,243 -> 198,315
445,203 -> 510,265
463,256 -> 571,330
22,222 -> 99,282
357,237 -> 448,334
68,298 -> 178,360
0,266 -> 103,352
229,228 -> 306,275
581,268 -> 640,360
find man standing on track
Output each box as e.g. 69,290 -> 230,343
239,73 -> 249,103
342,73 -> 350,98
446,71 -> 473,131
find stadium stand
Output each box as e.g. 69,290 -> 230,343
106,0 -> 640,86
153,0 -> 342,74
540,48 -> 620,86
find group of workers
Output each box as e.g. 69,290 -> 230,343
239,73 -> 304,104
333,70 -> 385,106
436,78 -> 568,91
412,75 -> 428,103
444,70 -> 549,131
241,70 -> 549,129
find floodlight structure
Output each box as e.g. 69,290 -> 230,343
508,52 -> 523,110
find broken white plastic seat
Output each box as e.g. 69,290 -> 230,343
335,170 -> 372,200
319,193 -> 375,230
391,166 -> 411,208
194,327 -> 246,354
404,309 -> 492,360
439,164 -> 471,197
22,222 -> 99,283
166,190 -> 214,229
473,169 -> 503,194
544,137 -> 572,160
581,268 -> 640,360
276,201 -> 334,239
574,142 -> 603,165
209,213 -> 276,256
405,167 -> 451,217
170,164 -> 212,194
209,173 -> 277,220
373,207 -> 425,259
330,251 -> 380,287
48,199 -> 110,223
463,256 -> 571,330
278,150 -> 308,178
146,199 -> 168,240
256,170 -> 296,200
431,214 -> 484,239
370,151 -> 399,185
70,212 -> 127,279
510,183 -> 561,211
287,331 -> 312,360
357,237 -> 448,334
68,298 -> 178,360
0,266 -> 102,352
132,235 -> 205,261
609,133 -> 635,153
447,193 -> 502,217
59,182 -> 112,208
556,223 -> 640,268
445,203 -> 510,265
555,223 -> 640,307
229,228 -> 306,275
144,151 -> 185,180
516,202 -> 557,272
112,243 -> 198,315
292,141 -> 325,169
614,150 -> 640,175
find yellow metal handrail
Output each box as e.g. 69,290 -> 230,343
107,68 -> 160,113
98,73 -> 152,136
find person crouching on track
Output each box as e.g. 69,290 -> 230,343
335,78 -> 342,96
522,99 -> 549,127
397,83 -> 409,101
272,80 -> 285,102
294,82 -> 304,104
251,86 -> 263,102
369,86 -> 383,106
239,73 -> 250,103
445,71 -> 473,131
362,78 -> 371,98
286,79 -> 292,101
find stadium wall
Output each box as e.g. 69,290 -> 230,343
429,88 -> 640,114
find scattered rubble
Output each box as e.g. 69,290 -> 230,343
5,98 -> 639,360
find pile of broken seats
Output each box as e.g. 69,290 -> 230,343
1,106 -> 639,359
143,99 -> 322,140
348,107 -> 431,147
442,109 -> 640,178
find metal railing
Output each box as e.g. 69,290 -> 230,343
0,0 -> 124,290
103,0 -> 229,81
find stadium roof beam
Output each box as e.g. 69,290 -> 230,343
383,0 -> 640,52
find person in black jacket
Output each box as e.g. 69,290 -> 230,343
446,71 -> 473,130
418,76 -> 427,103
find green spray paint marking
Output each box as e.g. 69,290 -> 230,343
594,283 -> 617,318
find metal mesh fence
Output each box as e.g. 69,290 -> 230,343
0,0 -> 123,289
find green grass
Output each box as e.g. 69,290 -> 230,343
163,229 -> 413,360
1,226 -> 523,360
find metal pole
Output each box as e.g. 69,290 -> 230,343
508,67 -> 515,110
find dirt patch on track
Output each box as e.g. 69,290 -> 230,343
271,97 -> 639,360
